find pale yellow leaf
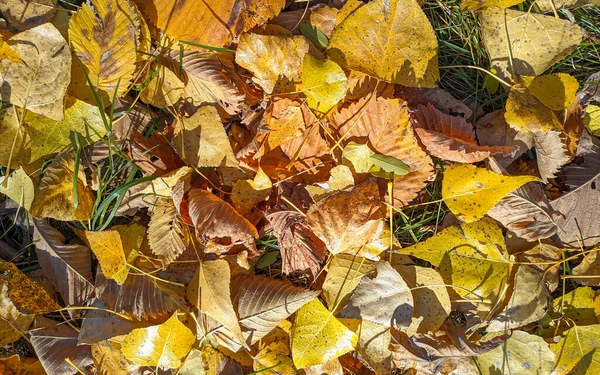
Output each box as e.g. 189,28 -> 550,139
140,63 -> 185,108
253,341 -> 296,375
328,0 -> 439,87
0,107 -> 31,167
505,84 -> 564,133
551,325 -> 600,374
290,298 -> 357,369
342,141 -> 374,174
231,167 -> 272,215
121,312 -> 195,368
442,163 -> 538,223
0,167 -> 34,210
322,254 -> 376,313
302,54 -> 347,113
0,0 -> 56,30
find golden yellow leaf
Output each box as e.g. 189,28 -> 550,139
0,23 -> 70,121
259,99 -> 307,157
585,104 -> 600,136
0,167 -> 34,210
0,280 -> 34,347
112,222 -> 145,263
401,218 -> 512,300
460,0 -> 524,11
140,63 -> 185,108
0,35 -> 22,63
0,355 -> 45,375
322,254 -> 376,312
480,8 -> 584,81
235,33 -> 310,94
442,163 -> 538,223
30,153 -> 95,221
537,0 -> 600,11
75,229 -> 129,285
187,260 -> 245,344
522,73 -> 579,110
121,312 -> 195,368
253,341 -> 296,375
231,167 -> 272,215
68,0 -> 139,98
302,54 -> 347,113
173,105 -> 238,168
134,0 -> 285,49
504,84 -> 564,133
23,95 -> 106,162
342,141 -> 374,174
92,340 -> 139,375
0,107 -> 31,168
551,325 -> 600,374
551,287 -> 599,326
291,298 -> 358,369
328,0 -> 438,88
0,262 -> 60,314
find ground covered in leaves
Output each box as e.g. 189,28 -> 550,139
0,0 -> 600,374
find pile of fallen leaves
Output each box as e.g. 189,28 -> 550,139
0,0 -> 599,373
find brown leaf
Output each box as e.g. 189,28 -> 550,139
412,103 -> 517,163
572,249 -> 600,286
306,179 -> 385,255
475,110 -> 534,168
534,130 -> 570,182
29,321 -> 93,375
148,198 -> 189,265
32,219 -> 94,307
0,262 -> 60,314
266,210 -> 327,278
330,96 -> 434,206
188,188 -> 258,244
397,86 -> 473,119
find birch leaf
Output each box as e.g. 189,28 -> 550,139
442,163 -> 538,223
328,0 -> 439,87
68,0 -> 139,98
0,23 -> 70,121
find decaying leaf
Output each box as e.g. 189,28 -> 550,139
0,0 -> 57,31
121,312 -> 195,368
0,280 -> 34,347
442,163 -> 538,223
291,298 -> 357,369
231,167 -> 272,214
534,130 -> 570,182
328,0 -> 439,87
505,84 -> 564,133
69,0 -> 139,98
0,23 -> 70,120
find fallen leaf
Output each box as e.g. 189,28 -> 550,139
231,167 -> 272,214
0,0 -> 56,31
0,23 -> 70,121
442,163 -> 539,222
0,263 -> 60,314
235,33 -> 309,94
328,0 -> 439,87
480,8 -> 584,81
460,0 -> 524,11
537,0 -> 600,11
121,312 -> 195,368
522,73 -> 579,110
585,105 -> 600,136
140,62 -> 185,108
505,84 -> 564,133
187,259 -> 245,344
76,229 -> 129,285
0,107 -> 31,167
0,355 -> 46,375
253,341 -> 295,375
330,96 -> 434,207
188,188 -> 258,244
0,279 -> 34,346
258,99 -> 307,156
32,219 -> 94,307
306,179 -> 384,254
551,325 -> 600,374
572,249 -> 600,286
30,153 -> 95,221
353,320 -> 394,374
475,331 -> 555,375
148,198 -> 189,265
68,0 -> 139,98
0,167 -> 34,210
551,286 -> 600,327
401,218 -> 512,301
412,103 -> 517,163
322,254 -> 376,313
290,298 -> 358,369
534,130 -> 570,182
173,105 -> 238,168
92,340 -> 139,375
341,261 -> 414,328
0,35 -> 23,63
302,54 -> 347,113
342,141 -> 375,174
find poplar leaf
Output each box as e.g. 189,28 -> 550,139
0,167 -> 34,210
75,230 -> 129,285
302,54 -> 347,113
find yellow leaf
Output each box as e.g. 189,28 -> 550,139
585,104 -> 600,136
254,341 -> 296,375
353,320 -> 394,374
0,0 -> 56,31
140,63 -> 185,108
23,95 -> 106,162
92,340 -> 139,375
68,0 -> 139,98
121,312 -> 195,369
328,0 -> 439,88
0,23 -> 70,121
173,106 -> 238,168
476,331 -> 554,375
0,35 -> 22,63
342,141 -> 374,174
291,298 -> 357,369
551,287 -> 599,327
231,167 -> 272,215
187,260 -> 245,344
302,54 -> 347,113
0,262 -> 61,314
537,0 -> 600,11
401,218 -> 511,300
442,163 -> 538,223
504,84 -> 564,133
0,107 -> 31,167
480,8 -> 584,82
75,229 -> 129,285
235,33 -> 310,94
30,153 -> 95,221
112,221 -> 145,263
322,254 -> 376,312
522,73 -> 579,110
460,0 -> 524,11
0,167 -> 34,210
0,280 -> 34,347
551,325 -> 600,374
259,99 -> 306,156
